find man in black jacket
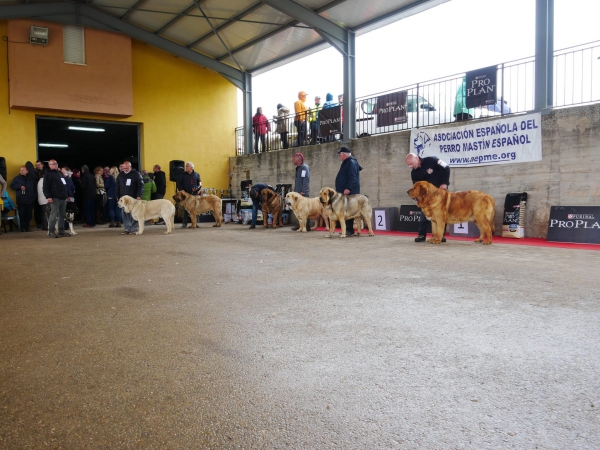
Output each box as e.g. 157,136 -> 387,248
248,183 -> 275,229
406,152 -> 451,242
43,159 -> 70,238
116,161 -> 144,234
9,165 -> 37,232
80,165 -> 97,228
335,146 -> 361,236
153,165 -> 166,199
176,162 -> 201,229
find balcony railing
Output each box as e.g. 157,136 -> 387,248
235,40 -> 600,156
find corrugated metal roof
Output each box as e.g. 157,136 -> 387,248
0,0 -> 450,76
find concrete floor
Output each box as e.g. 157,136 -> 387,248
1,223 -> 599,449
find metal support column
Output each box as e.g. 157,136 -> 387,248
243,73 -> 253,155
535,0 -> 554,110
342,30 -> 356,143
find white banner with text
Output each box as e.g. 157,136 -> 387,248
410,112 -> 542,167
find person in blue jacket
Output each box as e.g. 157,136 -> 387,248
335,146 -> 362,236
248,183 -> 275,229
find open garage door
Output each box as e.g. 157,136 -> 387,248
36,117 -> 140,171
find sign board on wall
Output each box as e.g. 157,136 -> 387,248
547,206 -> 600,244
376,91 -> 407,127
410,112 -> 542,167
318,106 -> 342,138
465,65 -> 498,109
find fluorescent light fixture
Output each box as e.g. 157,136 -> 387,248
68,126 -> 105,132
39,143 -> 69,148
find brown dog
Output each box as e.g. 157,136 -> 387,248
172,190 -> 223,228
260,188 -> 284,228
407,181 -> 495,244
284,192 -> 329,232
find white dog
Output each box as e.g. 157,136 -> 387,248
117,195 -> 175,235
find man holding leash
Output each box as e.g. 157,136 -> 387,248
116,161 -> 143,235
43,159 -> 70,238
248,183 -> 275,229
405,153 -> 450,242
292,152 -> 311,231
335,146 -> 362,236
176,162 -> 201,229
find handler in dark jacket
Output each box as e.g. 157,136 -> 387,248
176,162 -> 201,229
153,165 -> 167,199
43,159 -> 69,238
248,183 -> 275,229
9,165 -> 37,231
335,146 -> 362,236
116,161 -> 143,234
80,165 -> 98,228
406,152 -> 451,242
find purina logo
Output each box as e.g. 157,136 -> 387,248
568,214 -> 594,220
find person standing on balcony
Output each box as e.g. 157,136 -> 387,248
309,95 -> 321,145
322,93 -> 336,142
252,107 -> 270,154
294,91 -> 309,147
274,103 -> 290,150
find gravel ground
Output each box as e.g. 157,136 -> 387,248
1,223 -> 599,449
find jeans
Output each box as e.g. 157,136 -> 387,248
122,210 -> 138,232
294,120 -> 307,146
107,197 -> 122,223
48,199 -> 66,234
254,133 -> 266,153
17,203 -> 33,231
84,199 -> 95,226
279,132 -> 289,149
251,202 -> 260,226
310,122 -> 319,144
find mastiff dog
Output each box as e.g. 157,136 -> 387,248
284,192 -> 329,232
407,181 -> 496,244
118,195 -> 175,235
172,190 -> 223,228
319,187 -> 374,238
260,188 -> 284,228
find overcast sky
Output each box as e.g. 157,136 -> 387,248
238,0 -> 600,125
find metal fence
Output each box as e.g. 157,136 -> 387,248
235,41 -> 600,156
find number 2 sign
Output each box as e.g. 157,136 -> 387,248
375,210 -> 386,231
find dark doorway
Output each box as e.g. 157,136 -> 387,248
36,117 -> 140,171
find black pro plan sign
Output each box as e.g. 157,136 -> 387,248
318,105 -> 342,138
465,65 -> 497,109
547,206 -> 600,244
375,91 -> 407,127
395,205 -> 431,233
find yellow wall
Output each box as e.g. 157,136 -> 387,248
0,20 -> 237,203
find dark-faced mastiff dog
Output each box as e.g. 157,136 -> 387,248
319,187 -> 374,238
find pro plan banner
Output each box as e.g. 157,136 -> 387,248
547,206 -> 600,244
376,90 -> 407,127
395,205 -> 431,233
318,106 -> 341,137
465,65 -> 497,108
410,112 -> 542,167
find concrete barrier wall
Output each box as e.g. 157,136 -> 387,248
230,103 -> 600,237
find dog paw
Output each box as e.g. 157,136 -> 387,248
135,232 -> 142,235
339,235 -> 346,238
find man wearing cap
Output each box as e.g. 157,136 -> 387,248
291,152 -> 311,231
309,96 -> 321,145
335,146 -> 362,236
405,152 -> 450,242
294,91 -> 309,147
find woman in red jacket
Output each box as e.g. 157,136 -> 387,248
252,107 -> 271,154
